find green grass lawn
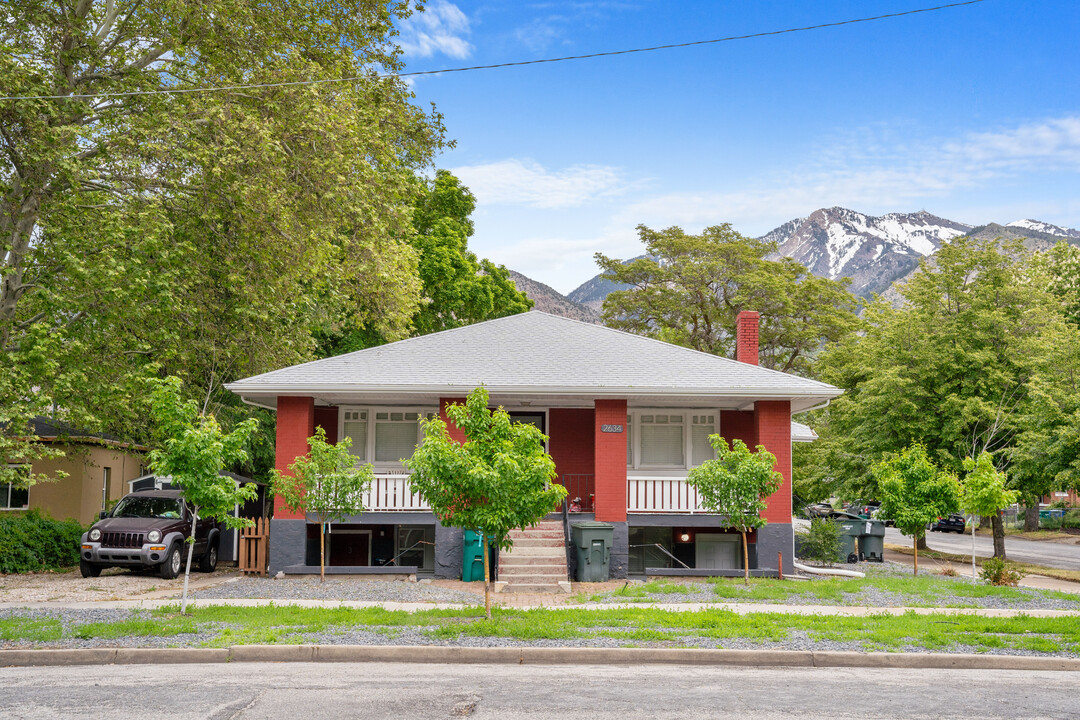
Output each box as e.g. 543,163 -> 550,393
2,604 -> 1078,656
576,573 -> 1080,608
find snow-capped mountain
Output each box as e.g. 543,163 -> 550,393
1007,219 -> 1080,241
761,207 -> 972,297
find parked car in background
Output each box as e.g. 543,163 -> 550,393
804,503 -> 835,519
871,506 -> 894,527
78,489 -> 221,578
930,514 -> 966,533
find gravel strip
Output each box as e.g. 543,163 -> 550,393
191,577 -> 483,605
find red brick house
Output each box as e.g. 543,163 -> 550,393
226,311 -> 841,578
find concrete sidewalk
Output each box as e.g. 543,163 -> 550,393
2,596 -> 1078,618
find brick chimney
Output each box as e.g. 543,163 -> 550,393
735,311 -> 760,365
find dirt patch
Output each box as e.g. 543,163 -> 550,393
0,566 -> 240,603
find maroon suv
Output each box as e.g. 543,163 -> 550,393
79,489 -> 221,579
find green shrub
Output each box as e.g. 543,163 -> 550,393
979,556 -> 1025,587
796,518 -> 842,566
0,509 -> 86,574
1041,516 -> 1063,531
1063,509 -> 1080,530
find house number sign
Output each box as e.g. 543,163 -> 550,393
600,424 -> 624,433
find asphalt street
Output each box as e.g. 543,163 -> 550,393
883,527 -> 1080,570
1,661 -> 1077,720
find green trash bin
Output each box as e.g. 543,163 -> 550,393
571,522 -> 612,582
859,519 -> 885,562
462,529 -> 494,581
833,514 -> 863,563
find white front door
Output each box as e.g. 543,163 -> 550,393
695,534 -> 739,570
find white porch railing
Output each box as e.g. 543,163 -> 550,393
364,473 -> 430,511
627,476 -> 707,514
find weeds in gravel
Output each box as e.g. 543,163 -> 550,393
71,617 -> 197,640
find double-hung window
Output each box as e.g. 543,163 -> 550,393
691,414 -> 718,466
626,411 -> 720,471
638,414 -> 685,467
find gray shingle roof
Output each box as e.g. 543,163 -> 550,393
227,312 -> 841,410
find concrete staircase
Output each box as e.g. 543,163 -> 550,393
496,520 -> 571,593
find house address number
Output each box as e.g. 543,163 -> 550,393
600,424 -> 624,433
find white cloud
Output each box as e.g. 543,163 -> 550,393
614,115 -> 1080,235
452,159 -> 633,209
398,1 -> 472,60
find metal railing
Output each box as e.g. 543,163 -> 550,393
558,473 -> 594,512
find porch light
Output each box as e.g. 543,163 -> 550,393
679,533 -> 691,542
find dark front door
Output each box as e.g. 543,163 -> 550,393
328,531 -> 371,566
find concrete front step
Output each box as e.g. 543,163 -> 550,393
496,569 -> 565,578
498,556 -> 566,566
507,537 -> 564,548
495,580 -> 573,594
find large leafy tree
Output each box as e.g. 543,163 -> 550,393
595,224 -> 859,377
873,444 -> 958,575
318,170 -> 531,355
405,387 -> 566,618
273,427 -> 372,582
1,0 -> 444,474
808,237 -> 1080,506
686,436 -> 782,584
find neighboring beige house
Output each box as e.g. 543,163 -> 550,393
3,418 -> 146,525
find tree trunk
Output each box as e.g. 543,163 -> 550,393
482,534 -> 491,620
741,531 -> 749,585
971,520 -> 977,584
319,521 -> 326,583
980,515 -> 994,533
991,513 -> 1007,559
181,506 -> 198,614
913,535 -> 919,576
915,535 -> 927,550
1024,504 -> 1040,533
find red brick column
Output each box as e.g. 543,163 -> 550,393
755,400 -> 792,524
440,398 -> 468,444
274,396 -> 315,519
593,399 -> 628,522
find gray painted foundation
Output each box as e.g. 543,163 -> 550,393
756,523 -> 795,576
609,521 -> 628,579
434,521 -> 463,579
268,519 -> 308,575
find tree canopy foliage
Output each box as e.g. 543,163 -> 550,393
801,237 -> 1080,505
595,224 -> 859,376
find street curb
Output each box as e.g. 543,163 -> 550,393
2,645 -> 1078,671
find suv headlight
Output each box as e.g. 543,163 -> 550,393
147,530 -> 161,543
89,528 -> 101,541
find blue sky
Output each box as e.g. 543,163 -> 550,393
396,1 -> 1080,294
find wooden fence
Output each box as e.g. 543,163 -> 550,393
239,517 -> 269,576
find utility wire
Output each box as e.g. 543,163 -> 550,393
0,0 -> 986,102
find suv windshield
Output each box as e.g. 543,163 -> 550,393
111,496 -> 183,519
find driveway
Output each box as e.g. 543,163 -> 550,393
885,527 -> 1080,571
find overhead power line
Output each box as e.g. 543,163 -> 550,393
0,0 -> 987,102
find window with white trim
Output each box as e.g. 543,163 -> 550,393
1,465 -> 30,510
342,410 -> 368,462
626,410 -> 721,471
691,414 -> 718,466
340,408 -> 435,467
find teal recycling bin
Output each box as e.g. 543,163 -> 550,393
462,529 -> 494,581
835,518 -> 863,563
571,522 -> 612,582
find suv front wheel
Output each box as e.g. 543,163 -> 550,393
199,540 -> 218,573
80,560 -> 102,578
160,543 -> 183,579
